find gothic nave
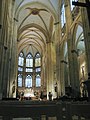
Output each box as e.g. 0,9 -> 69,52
0,0 -> 90,120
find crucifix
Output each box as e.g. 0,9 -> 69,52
72,0 -> 90,27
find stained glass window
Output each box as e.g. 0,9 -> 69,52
61,3 -> 66,28
35,53 -> 41,67
17,51 -> 42,89
26,53 -> 33,67
18,67 -> 23,72
18,52 -> 24,66
26,68 -> 33,72
25,75 -> 32,87
36,74 -> 41,87
35,67 -> 41,72
18,74 -> 23,87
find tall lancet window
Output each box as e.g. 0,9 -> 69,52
18,52 -> 24,66
26,53 -> 33,67
18,74 -> 23,87
35,53 -> 41,67
36,74 -> 41,87
25,75 -> 32,88
35,53 -> 41,87
61,2 -> 66,28
26,53 -> 33,72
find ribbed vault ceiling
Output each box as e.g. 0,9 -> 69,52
15,0 -> 59,57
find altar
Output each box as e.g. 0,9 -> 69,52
23,88 -> 38,100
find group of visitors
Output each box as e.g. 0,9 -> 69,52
40,91 -> 52,101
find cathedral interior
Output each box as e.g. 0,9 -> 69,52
0,0 -> 90,120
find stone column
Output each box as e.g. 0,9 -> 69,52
64,0 -> 80,96
8,0 -> 18,97
42,56 -> 44,85
42,53 -> 47,94
64,0 -> 72,33
55,14 -> 63,96
81,4 -> 90,74
6,1 -> 14,96
46,42 -> 54,99
9,20 -> 18,97
2,0 -> 17,98
0,0 -> 3,27
59,45 -> 66,96
0,0 -> 3,99
68,33 -> 80,97
0,0 -> 9,99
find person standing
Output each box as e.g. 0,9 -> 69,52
48,92 -> 52,101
